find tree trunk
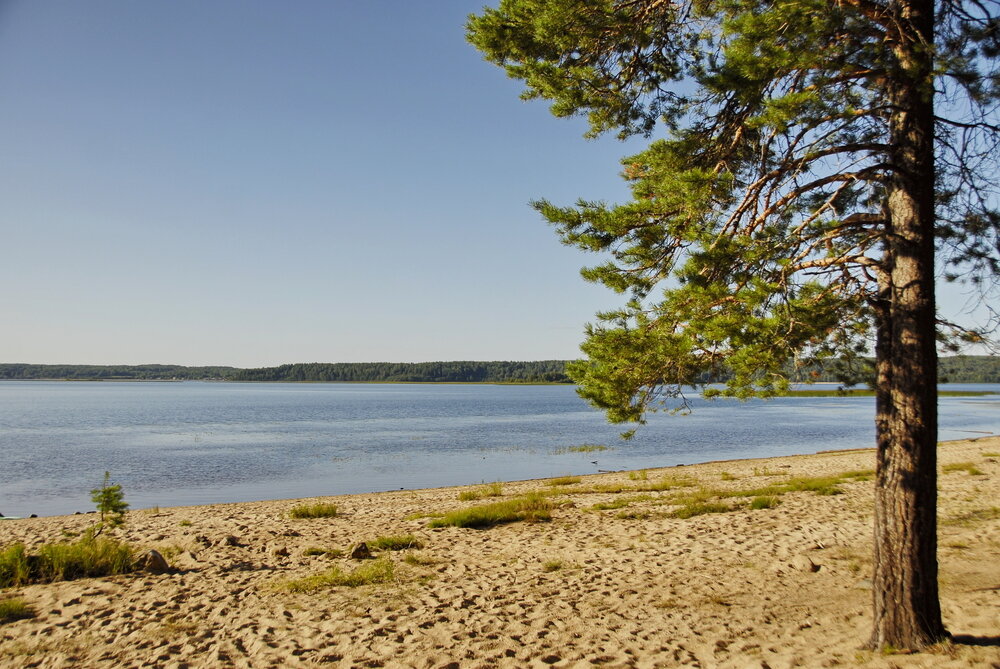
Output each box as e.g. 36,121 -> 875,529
869,0 -> 946,650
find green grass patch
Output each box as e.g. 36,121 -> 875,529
750,496 -> 781,510
1,537 -> 135,587
0,598 -> 34,624
982,451 -> 999,457
303,547 -> 344,558
554,444 -> 610,454
720,472 -> 737,481
403,552 -> 437,566
628,470 -> 648,481
282,557 -> 394,593
546,476 -> 582,486
178,520 -> 192,527
942,506 -> 1000,527
671,502 -> 734,519
427,494 -> 553,529
457,482 -> 504,501
942,462 -> 985,476
368,534 -> 423,551
591,494 -> 654,511
541,559 -> 565,572
289,502 -> 339,519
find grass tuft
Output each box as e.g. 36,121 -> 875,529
369,534 -> 423,551
289,502 -> 339,519
628,470 -> 649,481
541,560 -> 565,572
547,476 -> 582,486
554,444 -> 609,454
1,537 -> 135,587
0,598 -> 34,624
282,557 -> 394,592
942,462 -> 985,476
457,482 -> 504,501
750,495 -> 781,510
671,502 -> 733,519
427,494 -> 553,529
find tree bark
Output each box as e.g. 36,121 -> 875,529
869,0 -> 947,650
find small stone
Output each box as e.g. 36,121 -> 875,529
138,549 -> 171,574
271,546 -> 289,557
217,535 -> 241,547
350,542 -> 372,560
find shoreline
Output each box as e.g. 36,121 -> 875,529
2,438 -> 998,667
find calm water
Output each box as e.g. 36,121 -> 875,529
1,381 -> 998,517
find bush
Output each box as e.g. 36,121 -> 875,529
0,544 -> 30,588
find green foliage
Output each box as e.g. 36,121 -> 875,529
368,535 -> 423,551
554,444 -> 610,454
289,503 -> 339,519
89,471 -> 128,536
0,545 -> 30,588
281,557 -> 395,593
427,495 -> 553,528
457,482 -> 504,501
750,496 -> 781,510
0,598 -> 34,624
546,476 -> 582,486
0,537 -> 134,587
467,0 -> 999,423
942,462 -> 985,476
671,502 -> 734,519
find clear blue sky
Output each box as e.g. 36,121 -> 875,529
0,1 -> 988,367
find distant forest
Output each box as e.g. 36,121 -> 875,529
1,356 -> 998,384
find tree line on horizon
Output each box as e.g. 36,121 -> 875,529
1,356 -> 999,384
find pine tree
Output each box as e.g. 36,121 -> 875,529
468,0 -> 999,650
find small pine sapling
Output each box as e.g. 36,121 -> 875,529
89,471 -> 129,537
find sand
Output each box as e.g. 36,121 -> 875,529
1,437 -> 998,668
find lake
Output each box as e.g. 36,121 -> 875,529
1,381 -> 998,518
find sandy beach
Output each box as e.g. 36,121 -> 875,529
1,437 -> 998,668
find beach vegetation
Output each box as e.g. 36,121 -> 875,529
89,471 -> 128,537
671,502 -> 734,519
982,451 -> 999,457
720,472 -> 737,481
369,534 -> 423,551
457,482 -> 504,501
289,502 -> 339,519
541,559 -> 565,572
0,598 -> 34,624
616,510 -> 652,520
427,494 -> 553,528
403,552 -> 437,566
178,520 -> 192,527
0,537 -> 135,588
303,547 -> 344,558
404,511 -> 445,521
750,496 -> 781,510
554,443 -> 610,454
942,462 -> 985,476
628,470 -> 648,481
281,557 -> 395,593
546,476 -> 582,487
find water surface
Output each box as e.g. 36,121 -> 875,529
1,381 -> 997,517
